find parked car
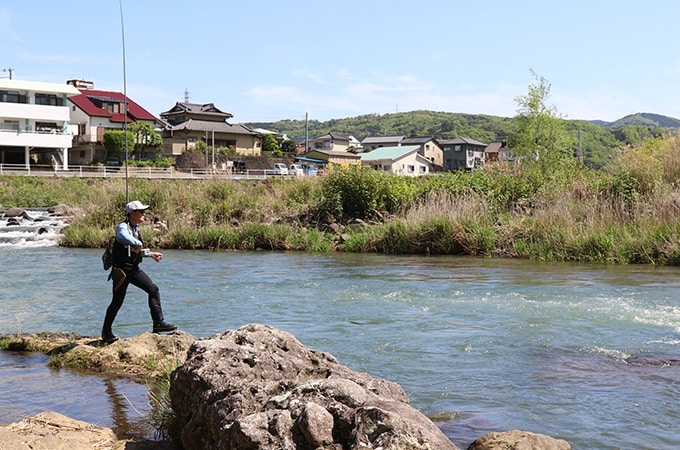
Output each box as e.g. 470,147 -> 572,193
272,163 -> 288,175
231,160 -> 246,173
289,163 -> 304,176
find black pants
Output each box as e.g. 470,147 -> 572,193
102,266 -> 164,334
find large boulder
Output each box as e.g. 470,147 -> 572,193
170,323 -> 457,450
467,430 -> 571,450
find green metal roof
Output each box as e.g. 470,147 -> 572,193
360,145 -> 420,162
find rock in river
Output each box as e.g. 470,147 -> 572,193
170,323 -> 458,450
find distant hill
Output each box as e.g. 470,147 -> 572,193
244,110 -> 515,143
598,112 -> 680,129
245,111 -> 680,142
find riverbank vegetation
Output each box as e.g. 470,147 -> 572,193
2,130 -> 680,264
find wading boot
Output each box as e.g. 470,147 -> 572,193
101,329 -> 119,344
153,322 -> 177,333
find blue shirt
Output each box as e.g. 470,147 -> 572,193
116,221 -> 143,247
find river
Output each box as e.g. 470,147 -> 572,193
1,239 -> 680,448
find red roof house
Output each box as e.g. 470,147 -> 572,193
67,80 -> 158,164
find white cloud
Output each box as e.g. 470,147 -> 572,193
0,9 -> 21,41
241,71 -> 662,122
344,81 -> 391,96
247,85 -> 303,102
22,52 -> 78,63
660,61 -> 680,76
291,69 -> 326,84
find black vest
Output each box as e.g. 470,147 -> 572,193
111,221 -> 144,271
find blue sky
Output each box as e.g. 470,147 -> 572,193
1,1 -> 679,124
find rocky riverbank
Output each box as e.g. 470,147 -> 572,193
0,326 -> 572,450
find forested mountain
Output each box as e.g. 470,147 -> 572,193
244,110 -> 680,169
246,111 -> 514,143
605,112 -> 680,129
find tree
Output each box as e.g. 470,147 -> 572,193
508,70 -> 575,170
127,122 -> 163,159
280,139 -> 297,154
261,134 -> 281,154
103,130 -> 135,161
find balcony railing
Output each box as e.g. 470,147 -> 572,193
0,128 -> 74,148
0,164 -> 301,180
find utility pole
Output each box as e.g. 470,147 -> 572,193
305,112 -> 309,153
2,68 -> 14,79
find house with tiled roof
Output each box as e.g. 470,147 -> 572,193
361,135 -> 405,151
303,148 -> 361,169
0,78 -> 80,169
67,79 -> 158,164
360,145 -> 431,176
400,136 -> 443,167
439,137 -> 487,170
160,102 -> 261,157
484,141 -> 513,163
308,133 -> 353,153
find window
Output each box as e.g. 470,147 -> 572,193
1,120 -> 19,131
419,165 -> 427,173
0,90 -> 25,103
104,102 -> 121,114
35,93 -> 59,106
215,139 -> 236,148
407,165 -> 415,173
36,122 -> 60,133
454,145 -> 462,152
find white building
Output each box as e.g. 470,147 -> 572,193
0,79 -> 80,169
360,145 -> 431,176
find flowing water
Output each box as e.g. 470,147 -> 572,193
1,230 -> 680,449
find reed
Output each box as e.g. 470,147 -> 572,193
5,132 -> 680,264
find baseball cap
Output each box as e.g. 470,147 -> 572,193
125,200 -> 149,214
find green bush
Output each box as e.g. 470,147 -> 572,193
318,167 -> 383,220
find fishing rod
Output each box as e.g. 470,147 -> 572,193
119,0 -> 129,203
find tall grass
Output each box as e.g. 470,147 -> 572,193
5,132 -> 680,264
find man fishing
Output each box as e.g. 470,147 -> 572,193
101,200 -> 176,343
